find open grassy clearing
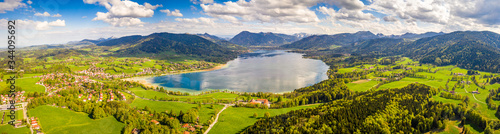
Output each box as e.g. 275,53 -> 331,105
130,98 -> 224,124
340,57 -> 500,133
28,105 -> 124,134
0,124 -> 30,134
209,104 -> 320,134
129,87 -> 240,102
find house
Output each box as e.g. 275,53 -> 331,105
183,131 -> 190,134
472,91 -> 480,94
151,120 -> 159,125
32,125 -> 40,129
182,123 -> 190,128
132,128 -> 140,134
78,94 -> 83,98
14,122 -> 23,128
189,127 -> 196,132
249,99 -> 270,107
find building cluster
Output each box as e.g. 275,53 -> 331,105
182,123 -> 203,133
76,67 -> 130,79
30,117 -> 41,130
1,91 -> 26,105
34,73 -> 97,95
136,68 -> 157,75
249,99 -> 270,107
77,90 -> 126,103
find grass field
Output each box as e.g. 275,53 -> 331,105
347,80 -> 378,92
209,104 -> 320,134
129,87 -> 240,102
0,125 -> 30,134
28,106 -> 124,134
130,98 -> 224,124
0,77 -> 45,93
0,110 -> 24,124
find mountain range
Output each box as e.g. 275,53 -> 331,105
229,31 -> 304,47
94,32 -> 241,63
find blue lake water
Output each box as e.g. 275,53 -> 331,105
150,50 -> 329,93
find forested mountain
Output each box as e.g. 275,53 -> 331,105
96,32 -> 238,63
334,31 -> 500,72
229,31 -> 300,46
281,31 -> 378,50
243,84 -> 457,133
196,33 -> 247,51
389,32 -> 445,40
350,38 -> 408,55
416,39 -> 500,72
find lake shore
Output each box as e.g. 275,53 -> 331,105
122,63 -> 228,88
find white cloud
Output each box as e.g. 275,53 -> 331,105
383,16 -> 398,22
35,12 -> 51,17
175,17 -> 216,25
369,0 -> 450,24
319,6 -> 375,21
83,0 -> 160,26
48,19 -> 65,26
27,0 -> 32,5
0,0 -> 26,13
201,0 -> 321,23
18,19 -> 66,30
35,12 -> 63,17
326,0 -> 365,10
191,0 -> 214,4
450,0 -> 500,25
160,9 -> 183,17
144,2 -> 162,10
52,13 -> 62,17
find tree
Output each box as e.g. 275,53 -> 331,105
91,107 -> 106,119
253,113 -> 258,118
182,109 -> 198,123
264,112 -> 270,118
484,124 -> 493,134
278,96 -> 283,102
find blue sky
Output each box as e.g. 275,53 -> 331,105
0,0 -> 499,46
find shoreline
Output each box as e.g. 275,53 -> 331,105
121,63 -> 228,89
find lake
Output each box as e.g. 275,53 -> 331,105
150,50 -> 329,93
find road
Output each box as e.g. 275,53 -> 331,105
204,104 -> 232,134
464,86 -> 486,104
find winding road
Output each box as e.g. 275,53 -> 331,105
464,86 -> 486,104
204,104 -> 232,134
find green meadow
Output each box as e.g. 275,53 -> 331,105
129,87 -> 240,102
130,98 -> 224,124
0,125 -> 30,134
28,106 -> 124,134
209,104 -> 320,134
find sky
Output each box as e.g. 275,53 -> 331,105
1,0 -> 500,46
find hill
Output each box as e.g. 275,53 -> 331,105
348,31 -> 500,72
387,32 -> 445,40
196,33 -> 248,51
282,31 -> 378,50
243,83 -> 456,133
97,32 -> 239,63
229,31 -> 300,47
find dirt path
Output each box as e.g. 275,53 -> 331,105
204,104 -> 231,134
465,86 -> 485,104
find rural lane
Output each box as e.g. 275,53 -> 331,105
204,104 -> 232,134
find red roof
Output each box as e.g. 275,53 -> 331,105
182,123 -> 189,128
151,120 -> 159,125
